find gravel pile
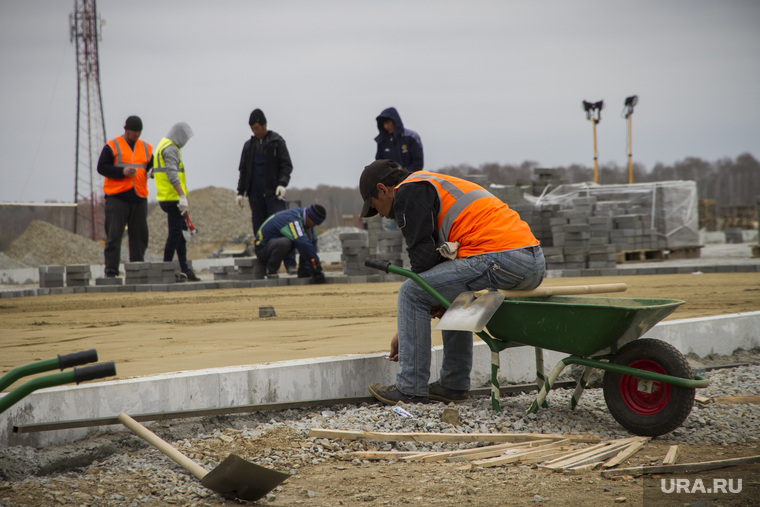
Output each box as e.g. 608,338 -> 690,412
1,355 -> 758,503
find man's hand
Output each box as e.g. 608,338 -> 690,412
236,195 -> 244,209
276,185 -> 287,200
430,305 -> 445,319
178,195 -> 189,213
389,332 -> 399,362
123,167 -> 137,177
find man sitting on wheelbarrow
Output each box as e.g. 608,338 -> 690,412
359,160 -> 546,404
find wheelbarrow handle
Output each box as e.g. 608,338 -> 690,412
59,349 -> 99,370
73,362 -> 116,384
364,258 -> 390,273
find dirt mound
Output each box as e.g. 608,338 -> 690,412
146,186 -> 253,260
4,220 -> 105,267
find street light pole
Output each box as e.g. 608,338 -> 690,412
582,100 -> 604,183
623,95 -> 638,184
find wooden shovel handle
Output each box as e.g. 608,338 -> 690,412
118,412 -> 208,480
497,283 -> 628,298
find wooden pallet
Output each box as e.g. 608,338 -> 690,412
616,249 -> 666,263
665,245 -> 703,260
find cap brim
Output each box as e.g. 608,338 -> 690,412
361,197 -> 377,218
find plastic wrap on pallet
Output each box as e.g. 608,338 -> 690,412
526,181 -> 699,249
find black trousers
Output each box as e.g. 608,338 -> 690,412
103,197 -> 148,275
159,201 -> 189,273
255,237 -> 293,275
248,194 -> 295,269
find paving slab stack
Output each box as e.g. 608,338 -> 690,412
124,262 -> 176,285
340,230 -> 373,276
210,265 -> 237,281
509,180 -> 699,271
235,257 -> 265,280
38,265 -> 65,288
65,265 -> 91,287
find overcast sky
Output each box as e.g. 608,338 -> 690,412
1,0 -> 758,203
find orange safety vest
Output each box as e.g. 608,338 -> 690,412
395,171 -> 538,258
103,136 -> 153,198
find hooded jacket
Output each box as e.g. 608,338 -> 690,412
236,130 -> 293,198
154,122 -> 194,202
374,107 -> 424,172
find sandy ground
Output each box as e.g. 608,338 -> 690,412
2,272 -> 759,385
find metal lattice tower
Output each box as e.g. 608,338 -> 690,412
70,0 -> 107,241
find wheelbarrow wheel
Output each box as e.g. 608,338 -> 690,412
603,338 -> 695,437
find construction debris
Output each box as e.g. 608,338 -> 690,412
600,454 -> 760,478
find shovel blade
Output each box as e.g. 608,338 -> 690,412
201,454 -> 289,501
435,290 -> 505,332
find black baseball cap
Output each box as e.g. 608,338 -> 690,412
360,159 -> 399,217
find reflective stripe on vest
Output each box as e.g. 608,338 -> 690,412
104,137 -> 152,198
153,137 -> 187,202
396,171 -> 538,257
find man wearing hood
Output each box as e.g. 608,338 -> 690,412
374,107 -> 424,172
153,122 -> 199,281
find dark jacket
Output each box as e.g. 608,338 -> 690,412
374,107 -> 424,172
236,130 -> 293,198
390,179 -> 442,273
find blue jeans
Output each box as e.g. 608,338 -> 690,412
395,245 -> 546,396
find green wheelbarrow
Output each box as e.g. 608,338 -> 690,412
365,259 -> 710,437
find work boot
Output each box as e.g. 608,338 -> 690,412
428,381 -> 469,404
286,266 -> 298,276
183,270 -> 200,282
368,383 -> 428,405
266,273 -> 279,280
175,272 -> 187,283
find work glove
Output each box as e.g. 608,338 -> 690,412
236,195 -> 244,209
276,185 -> 287,200
178,195 -> 189,213
311,271 -> 326,284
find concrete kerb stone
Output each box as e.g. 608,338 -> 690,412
2,311 -> 758,448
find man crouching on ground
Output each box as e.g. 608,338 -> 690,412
359,160 -> 546,404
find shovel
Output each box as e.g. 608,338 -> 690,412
436,283 -> 628,332
117,412 -> 288,501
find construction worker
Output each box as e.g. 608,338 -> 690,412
254,204 -> 327,283
235,108 -> 297,273
97,115 -> 153,278
152,122 -> 199,281
358,160 -> 545,405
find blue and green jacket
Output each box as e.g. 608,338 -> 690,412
255,208 -> 322,271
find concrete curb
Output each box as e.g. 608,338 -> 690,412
2,311 -> 758,448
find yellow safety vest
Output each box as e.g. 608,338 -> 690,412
153,137 -> 187,202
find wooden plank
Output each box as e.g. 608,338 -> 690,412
471,441 -> 571,467
601,455 -> 760,478
662,445 -> 679,465
711,395 -> 760,405
564,462 -> 599,474
422,440 -> 550,463
694,394 -> 712,404
544,438 -> 642,470
308,429 -> 599,443
344,451 -> 422,460
602,440 -> 649,469
498,283 -> 627,298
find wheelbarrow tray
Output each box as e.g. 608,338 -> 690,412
484,296 -> 684,357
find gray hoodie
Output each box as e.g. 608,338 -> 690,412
161,122 -> 194,188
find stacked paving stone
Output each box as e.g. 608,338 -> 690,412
65,265 -> 91,287
234,257 -> 265,280
210,265 -> 237,281
124,262 -> 176,285
339,231 -> 372,276
38,265 -> 65,288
